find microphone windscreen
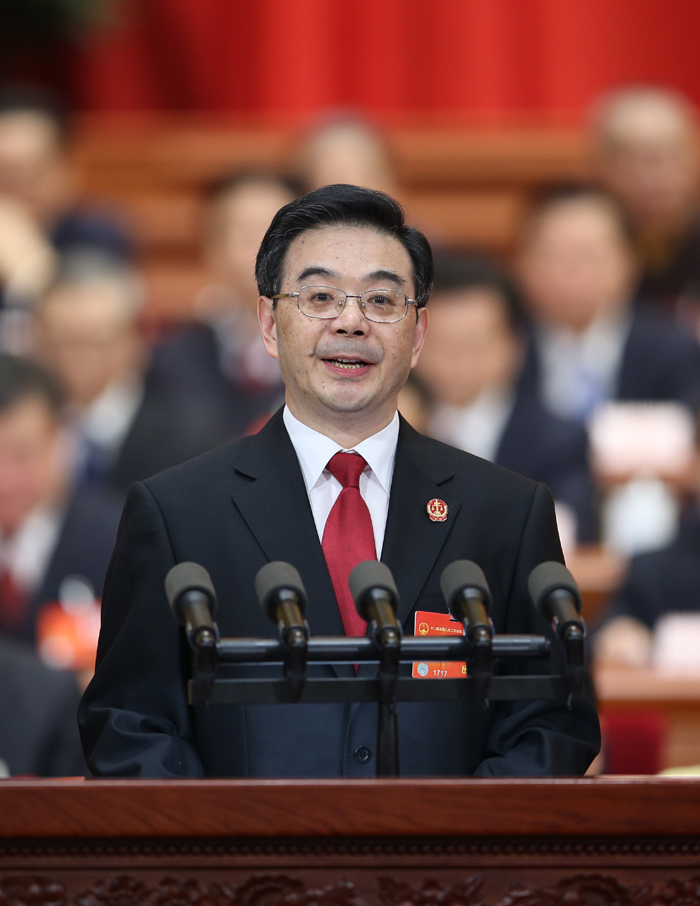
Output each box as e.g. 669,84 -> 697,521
528,561 -> 582,615
349,561 -> 399,613
165,562 -> 217,619
440,560 -> 492,612
255,561 -> 308,619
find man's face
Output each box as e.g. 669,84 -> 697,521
417,288 -> 520,408
519,199 -> 637,332
206,181 -> 296,306
600,108 -> 700,231
37,284 -> 143,407
258,225 -> 427,434
0,112 -> 68,223
0,396 -> 61,535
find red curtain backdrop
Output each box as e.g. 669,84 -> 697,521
72,0 -> 700,122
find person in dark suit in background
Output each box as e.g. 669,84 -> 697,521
415,252 -> 598,544
79,184 -> 599,779
35,256 -> 226,499
592,86 -> 700,324
147,172 -> 298,437
0,635 -> 85,776
0,354 -> 120,645
517,184 -> 700,424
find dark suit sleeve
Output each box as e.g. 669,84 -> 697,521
78,481 -> 205,777
473,483 -> 600,776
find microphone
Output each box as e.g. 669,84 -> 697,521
440,560 -> 493,642
349,561 -> 401,646
255,561 -> 308,646
165,562 -> 217,646
528,561 -> 584,641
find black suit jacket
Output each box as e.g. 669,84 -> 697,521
603,506 -> 700,631
495,390 -> 598,542
79,410 -> 600,778
147,323 -> 284,438
519,309 -> 700,413
105,390 -> 229,498
0,638 -> 86,777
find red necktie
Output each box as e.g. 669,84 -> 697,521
322,452 -> 376,637
0,567 -> 28,633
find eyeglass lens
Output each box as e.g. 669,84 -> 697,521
298,286 -> 408,322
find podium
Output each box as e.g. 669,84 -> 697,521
1,779 -> 700,905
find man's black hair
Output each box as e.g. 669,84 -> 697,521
431,250 -> 527,332
255,183 -> 433,307
523,181 -> 636,246
0,85 -> 71,146
0,354 -> 64,418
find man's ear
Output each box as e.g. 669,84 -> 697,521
410,306 -> 428,368
258,296 -> 279,359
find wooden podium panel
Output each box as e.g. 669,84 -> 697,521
1,779 -> 700,906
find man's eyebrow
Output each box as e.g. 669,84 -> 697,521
366,269 -> 406,287
296,266 -> 337,283
294,266 -> 407,287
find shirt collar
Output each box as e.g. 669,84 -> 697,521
283,406 -> 399,494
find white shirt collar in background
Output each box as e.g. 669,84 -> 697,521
0,505 -> 62,592
80,378 -> 144,452
429,386 -> 514,463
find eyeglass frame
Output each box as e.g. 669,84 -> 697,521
272,284 -> 419,323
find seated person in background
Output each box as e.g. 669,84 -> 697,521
294,113 -> 397,195
592,86 -> 700,325
416,252 -> 597,544
147,172 -> 296,437
0,86 -> 132,349
35,256 -> 225,499
517,183 -> 700,424
0,635 -> 86,777
0,354 -> 120,644
594,426 -> 700,666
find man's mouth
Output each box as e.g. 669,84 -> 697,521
324,357 -> 370,371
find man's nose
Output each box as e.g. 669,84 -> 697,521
331,295 -> 368,334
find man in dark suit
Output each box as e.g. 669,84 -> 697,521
592,86 -> 700,323
0,354 -> 121,645
416,253 -> 597,543
517,183 -> 700,423
36,258 -> 226,499
147,172 -> 297,437
0,636 -> 86,776
79,185 -> 600,778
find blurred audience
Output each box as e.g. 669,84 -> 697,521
0,354 -> 119,645
517,183 -> 700,424
147,171 -> 295,437
0,635 -> 85,776
416,252 -> 597,544
294,113 -> 396,194
35,256 -> 225,498
595,504 -> 700,669
0,86 -> 132,350
593,86 -> 700,325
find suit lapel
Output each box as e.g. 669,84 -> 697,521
229,410 -> 344,640
381,419 -> 460,627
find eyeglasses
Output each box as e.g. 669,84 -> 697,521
273,285 -> 417,323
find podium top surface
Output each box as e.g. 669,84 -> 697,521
1,778 -> 699,839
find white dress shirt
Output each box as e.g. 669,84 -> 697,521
536,310 -> 632,422
0,505 -> 61,593
283,406 -> 399,558
429,387 -> 515,463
